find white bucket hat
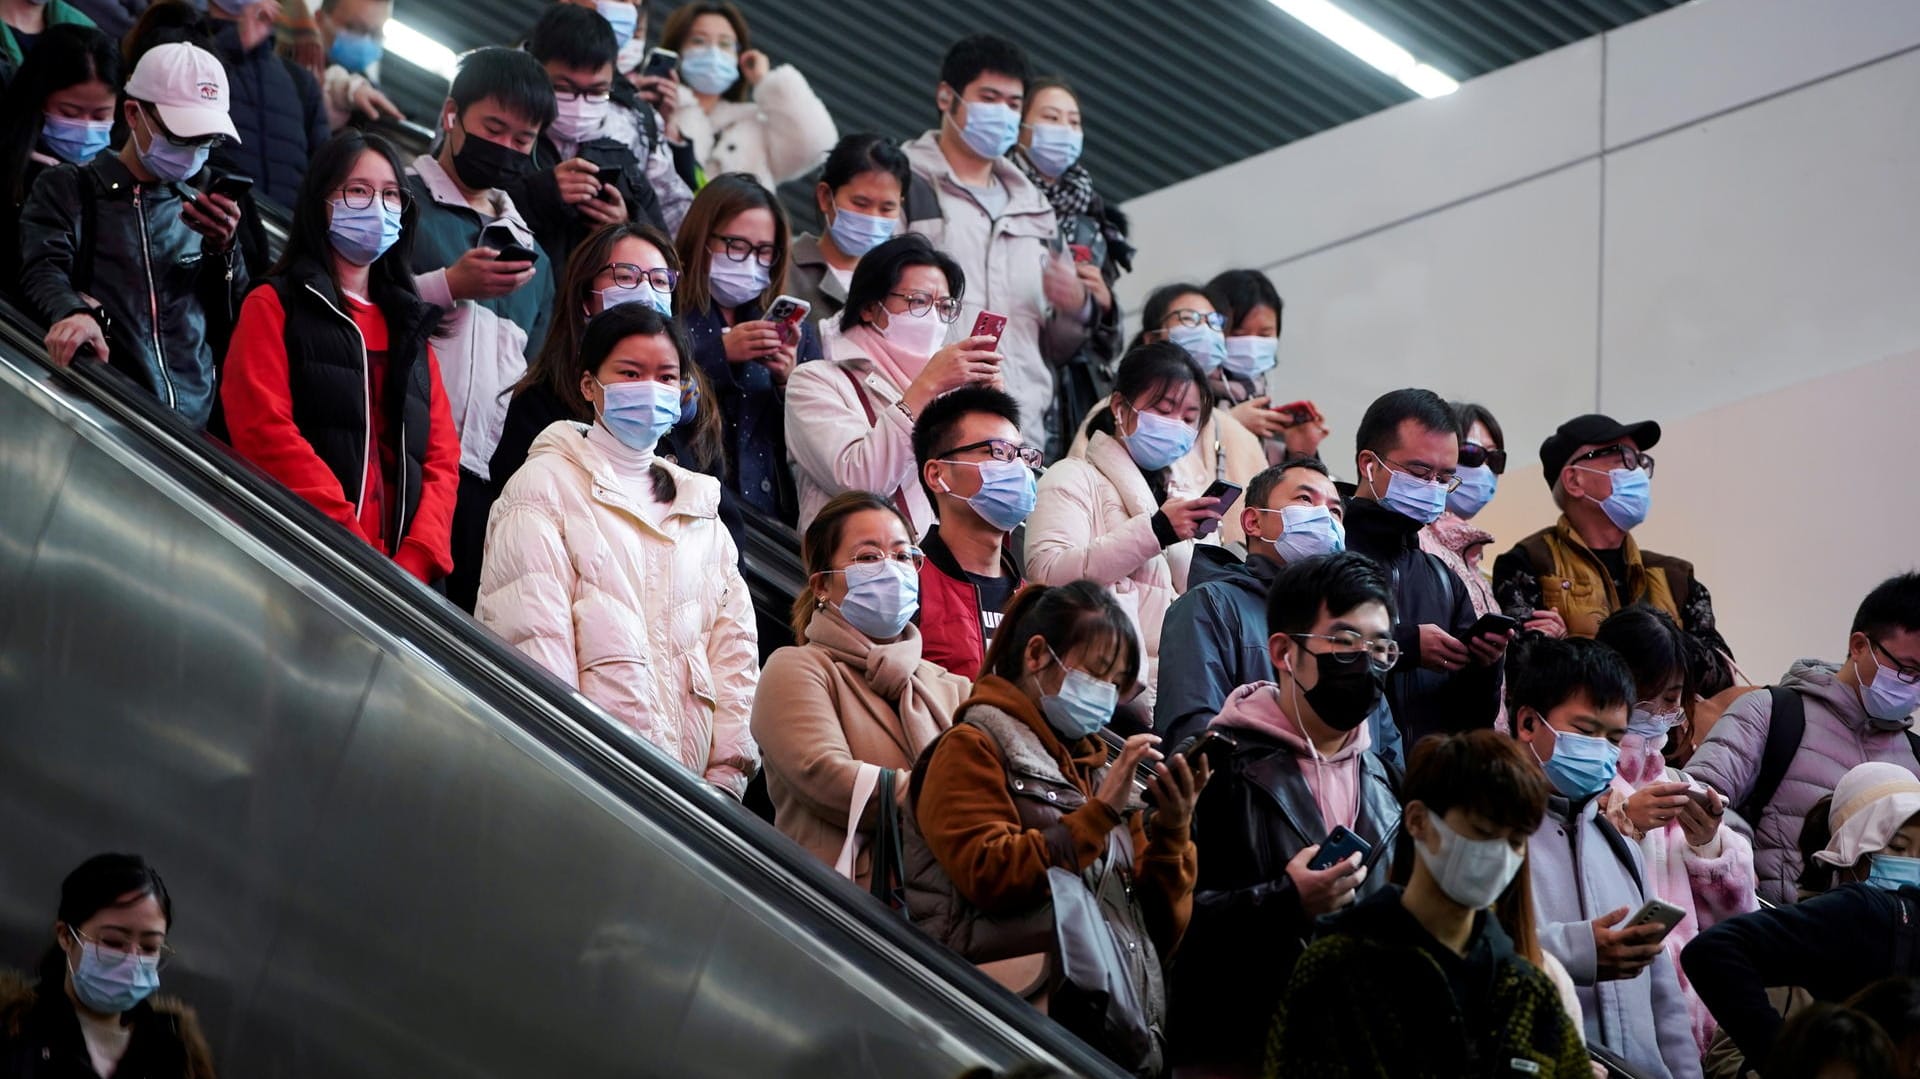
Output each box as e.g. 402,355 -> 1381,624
1812,761 -> 1920,867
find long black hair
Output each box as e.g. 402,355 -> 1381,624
270,128 -> 421,301
0,24 -> 121,205
37,853 -> 172,989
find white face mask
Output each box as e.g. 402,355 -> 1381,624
877,305 -> 947,357
1414,809 -> 1525,910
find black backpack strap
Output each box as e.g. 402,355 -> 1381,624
905,171 -> 944,226
1737,686 -> 1806,826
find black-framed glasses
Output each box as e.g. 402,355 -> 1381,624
886,291 -> 963,323
1570,443 -> 1656,476
710,233 -> 778,267
600,262 -> 679,292
1872,639 -> 1920,685
1378,454 -> 1462,493
831,548 -> 925,572
1164,308 -> 1225,331
1289,632 -> 1400,673
1459,441 -> 1508,475
336,181 -> 409,213
936,438 -> 1044,469
137,104 -> 226,150
551,87 -> 613,104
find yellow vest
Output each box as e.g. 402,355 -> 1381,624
1517,516 -> 1683,639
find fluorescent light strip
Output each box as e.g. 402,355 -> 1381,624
1268,0 -> 1460,98
383,17 -> 459,81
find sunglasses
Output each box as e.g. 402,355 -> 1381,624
1459,441 -> 1507,475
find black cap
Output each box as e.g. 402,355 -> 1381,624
1539,414 -> 1661,487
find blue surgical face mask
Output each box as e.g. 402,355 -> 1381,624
595,0 -> 638,44
1857,649 -> 1920,730
1868,854 -> 1920,892
1025,123 -> 1082,178
1534,723 -> 1620,801
1169,323 -> 1226,373
328,28 -> 383,73
708,257 -> 769,308
328,198 -> 403,266
597,281 -> 673,318
951,98 -> 1020,159
833,558 -> 920,640
680,47 -> 740,96
941,457 -> 1036,532
596,378 -> 680,452
41,114 -> 114,164
1579,466 -> 1651,531
1121,407 -> 1196,472
1222,335 -> 1277,379
1260,504 -> 1346,562
1447,464 -> 1497,518
826,204 -> 897,259
1369,457 -> 1448,525
67,930 -> 161,1015
1040,645 -> 1118,741
134,111 -> 210,183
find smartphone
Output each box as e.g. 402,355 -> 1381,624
1466,612 -> 1519,640
1308,825 -> 1373,872
1069,243 -> 1094,264
479,224 -> 539,265
641,47 -> 679,81
1193,480 -> 1243,539
971,310 -> 1008,349
1625,898 -> 1688,941
207,173 -> 254,201
593,164 -> 625,195
1685,784 -> 1719,810
1275,399 -> 1319,426
1169,729 -> 1237,775
765,294 -> 811,345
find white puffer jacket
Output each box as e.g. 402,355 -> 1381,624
1024,430 -> 1199,708
477,422 -> 760,796
675,64 -> 839,188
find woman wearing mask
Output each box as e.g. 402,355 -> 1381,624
0,24 -> 118,290
478,302 -> 760,798
0,853 -> 214,1078
223,129 -> 461,584
1033,342 -> 1223,710
785,234 -> 1003,537
753,491 -> 971,886
676,172 -> 819,522
1595,605 -> 1758,1053
1685,762 -> 1920,1074
656,1 -> 836,190
906,580 -> 1205,1076
787,133 -> 908,322
1009,78 -> 1131,441
1203,269 -> 1329,466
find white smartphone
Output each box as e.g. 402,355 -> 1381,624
1625,897 -> 1688,941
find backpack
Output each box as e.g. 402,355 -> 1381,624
1737,686 -> 1920,825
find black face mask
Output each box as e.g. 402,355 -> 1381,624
1301,649 -> 1385,732
450,127 -> 533,191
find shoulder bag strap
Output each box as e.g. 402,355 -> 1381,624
840,365 -> 916,524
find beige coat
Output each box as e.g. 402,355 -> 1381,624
784,321 -> 937,539
477,422 -> 760,797
1068,404 -> 1270,548
675,65 -> 839,188
753,610 -> 970,884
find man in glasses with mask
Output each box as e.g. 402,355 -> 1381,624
1493,413 -> 1736,695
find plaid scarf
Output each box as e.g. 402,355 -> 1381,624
1011,146 -> 1096,219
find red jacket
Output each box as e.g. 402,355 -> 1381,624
917,524 -> 1024,679
222,282 -> 460,582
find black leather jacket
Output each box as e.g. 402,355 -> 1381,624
19,153 -> 247,429
1169,726 -> 1402,1075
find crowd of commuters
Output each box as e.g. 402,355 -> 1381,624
2,4 -> 1919,1079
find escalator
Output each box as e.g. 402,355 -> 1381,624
0,314 -> 1118,1075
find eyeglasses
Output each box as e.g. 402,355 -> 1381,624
1289,632 -> 1400,673
1570,443 -> 1656,477
335,181 -> 409,213
1872,639 -> 1920,685
936,438 -> 1044,469
600,262 -> 679,292
138,105 -> 226,151
710,233 -> 779,267
1164,308 -> 1225,331
1459,441 -> 1508,475
831,548 -> 925,572
72,927 -> 175,971
552,87 -> 613,104
886,291 -> 963,323
1377,454 -> 1462,493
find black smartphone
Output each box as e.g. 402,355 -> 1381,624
479,224 -> 539,265
1466,612 -> 1519,640
594,164 -> 625,195
1194,479 -> 1243,539
640,47 -> 679,81
1170,729 -> 1236,775
207,173 -> 254,201
1308,825 -> 1373,872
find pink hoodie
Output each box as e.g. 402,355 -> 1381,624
1210,681 -> 1372,831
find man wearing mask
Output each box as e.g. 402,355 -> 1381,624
1170,551 -> 1404,1078
204,0 -> 329,211
405,46 -> 555,611
1518,637 -> 1702,1079
314,0 -> 403,130
1689,572 -> 1920,904
1344,388 -> 1510,750
1494,413 -> 1736,694
902,34 -> 1093,454
910,387 -> 1033,679
1154,458 -> 1401,767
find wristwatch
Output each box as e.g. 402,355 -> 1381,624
69,303 -> 111,335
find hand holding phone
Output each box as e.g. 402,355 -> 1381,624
1069,243 -> 1095,264
1170,729 -> 1236,775
1308,825 -> 1373,871
1624,898 -> 1688,941
970,310 -> 1008,350
1193,480 -> 1243,539
207,173 -> 254,202
765,294 -> 811,345
1466,613 -> 1519,640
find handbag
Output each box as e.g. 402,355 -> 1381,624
1045,830 -> 1155,1072
832,763 -> 908,916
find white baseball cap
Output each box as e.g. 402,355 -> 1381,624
124,43 -> 241,143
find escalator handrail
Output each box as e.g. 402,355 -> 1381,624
0,303 -> 1125,1078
